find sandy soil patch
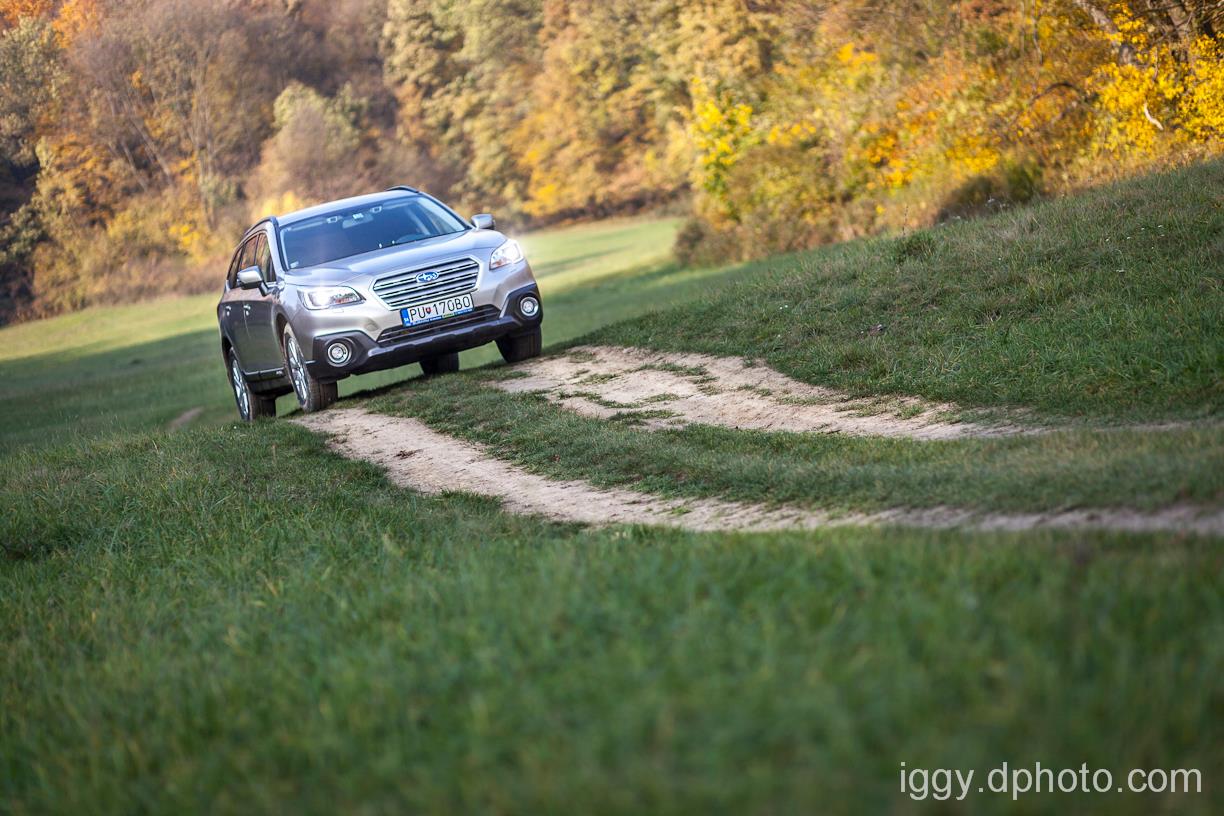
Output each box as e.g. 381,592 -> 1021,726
296,409 -> 1223,537
494,346 -> 1024,440
167,407 -> 203,430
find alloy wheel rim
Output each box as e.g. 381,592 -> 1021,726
231,358 -> 250,419
287,336 -> 308,403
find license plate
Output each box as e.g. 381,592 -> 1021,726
401,293 -> 474,326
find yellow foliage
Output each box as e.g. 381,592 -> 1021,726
250,190 -> 305,223
525,182 -> 560,216
1085,6 -> 1224,159
765,122 -> 817,148
945,136 -> 1001,176
687,78 -> 755,217
167,221 -> 205,257
835,42 -> 877,69
103,193 -> 206,258
1181,37 -> 1224,142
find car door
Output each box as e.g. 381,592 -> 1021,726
227,236 -> 261,370
219,241 -> 253,366
242,232 -> 285,373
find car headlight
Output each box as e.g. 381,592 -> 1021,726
301,286 -> 364,310
490,239 -> 524,270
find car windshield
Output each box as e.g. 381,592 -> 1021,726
277,195 -> 469,269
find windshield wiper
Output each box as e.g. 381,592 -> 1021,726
385,236 -> 427,249
385,229 -> 467,250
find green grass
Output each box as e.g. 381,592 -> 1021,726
588,162 -> 1224,421
2,426 -> 1220,814
0,216 -> 706,452
3,164 -> 1223,814
520,215 -> 681,293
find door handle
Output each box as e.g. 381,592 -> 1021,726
243,304 -> 251,314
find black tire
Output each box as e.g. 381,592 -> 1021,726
283,325 -> 338,413
496,328 -> 542,364
228,351 -> 276,422
420,351 -> 460,377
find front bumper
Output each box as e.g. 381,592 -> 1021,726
305,283 -> 542,379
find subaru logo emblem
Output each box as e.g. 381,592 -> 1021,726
416,271 -> 440,284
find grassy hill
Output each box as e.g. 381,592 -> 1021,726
598,161 -> 1224,421
2,163 -> 1222,815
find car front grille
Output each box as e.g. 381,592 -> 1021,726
372,258 -> 480,310
377,305 -> 500,346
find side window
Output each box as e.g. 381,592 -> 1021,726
226,247 -> 242,288
238,236 -> 258,272
254,234 -> 275,283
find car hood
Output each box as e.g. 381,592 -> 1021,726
281,229 -> 507,287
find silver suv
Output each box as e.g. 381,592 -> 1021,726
218,187 -> 542,420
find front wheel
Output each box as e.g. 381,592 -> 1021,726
283,325 -> 338,413
229,352 -> 276,422
496,328 -> 542,364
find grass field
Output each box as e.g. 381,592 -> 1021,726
3,426 -> 1220,814
2,163 -> 1222,815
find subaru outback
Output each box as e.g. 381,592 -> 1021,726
218,187 -> 542,420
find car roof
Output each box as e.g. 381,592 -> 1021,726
274,189 -> 423,228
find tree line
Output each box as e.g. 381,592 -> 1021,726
1,0 -> 1221,322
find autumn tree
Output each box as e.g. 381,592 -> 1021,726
2,0 -> 1222,322
249,83 -> 365,215
0,17 -> 58,171
384,0 -> 545,215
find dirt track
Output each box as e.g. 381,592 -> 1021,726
296,408 -> 1224,537
494,345 -> 1026,439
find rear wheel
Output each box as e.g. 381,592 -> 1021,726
496,328 -> 542,364
420,351 -> 460,377
229,352 -> 276,422
283,325 -> 337,413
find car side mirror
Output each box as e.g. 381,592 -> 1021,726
236,266 -> 263,289
472,213 -> 495,230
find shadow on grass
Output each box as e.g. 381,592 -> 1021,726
0,326 -> 233,453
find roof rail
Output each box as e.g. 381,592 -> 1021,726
386,185 -> 420,194
247,214 -> 280,235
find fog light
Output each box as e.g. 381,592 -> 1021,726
326,341 -> 352,365
519,295 -> 540,318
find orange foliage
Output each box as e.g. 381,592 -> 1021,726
52,0 -> 101,43
0,0 -> 55,28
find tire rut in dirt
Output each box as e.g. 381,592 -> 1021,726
494,345 -> 1026,439
295,408 -> 1224,537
